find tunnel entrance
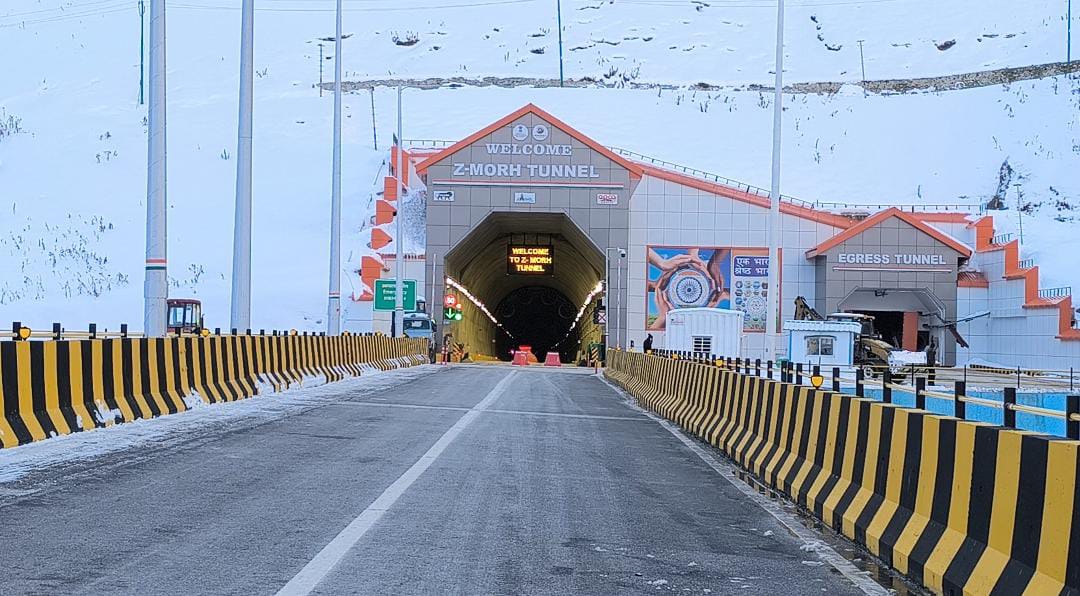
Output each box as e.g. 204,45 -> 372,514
495,286 -> 580,362
440,212 -> 605,363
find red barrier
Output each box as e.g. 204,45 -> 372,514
543,352 -> 561,367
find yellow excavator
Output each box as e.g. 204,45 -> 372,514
793,297 -> 898,370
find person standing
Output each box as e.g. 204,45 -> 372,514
642,333 -> 654,353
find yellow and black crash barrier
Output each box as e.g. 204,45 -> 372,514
605,351 -> 1080,596
0,335 -> 428,449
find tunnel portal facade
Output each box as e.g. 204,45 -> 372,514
364,104 -> 974,365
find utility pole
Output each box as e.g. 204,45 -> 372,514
557,0 -> 565,87
327,0 -> 343,335
318,43 -> 324,97
1014,183 -> 1025,245
1069,0 -> 1073,63
765,0 -> 785,362
143,0 -> 167,336
139,0 -> 146,105
370,88 -> 378,150
230,0 -> 254,332
394,86 -> 405,338
857,40 -> 866,83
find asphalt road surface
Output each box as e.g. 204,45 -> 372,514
0,365 -> 875,596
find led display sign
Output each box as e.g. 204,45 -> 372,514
507,245 -> 554,275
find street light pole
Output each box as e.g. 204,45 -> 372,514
765,0 -> 785,362
230,0 -> 254,332
143,0 -> 167,337
394,86 -> 404,338
138,0 -> 145,106
616,251 -> 624,349
604,247 -> 614,349
327,0 -> 343,335
557,0 -> 565,87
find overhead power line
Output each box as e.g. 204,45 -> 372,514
1,0 -> 127,19
0,4 -> 131,28
0,0 -> 538,28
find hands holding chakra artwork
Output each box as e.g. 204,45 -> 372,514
646,247 -> 732,331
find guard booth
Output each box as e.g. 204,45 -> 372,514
785,319 -> 861,366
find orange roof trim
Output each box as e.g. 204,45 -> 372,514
414,103 -> 644,179
806,207 -> 973,259
957,271 -> 989,288
911,212 -> 975,224
640,164 -> 856,230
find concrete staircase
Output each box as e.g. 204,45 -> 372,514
951,215 -> 1079,369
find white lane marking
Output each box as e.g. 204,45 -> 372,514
336,401 -> 648,422
597,374 -> 890,596
485,408 -> 648,422
335,401 -> 472,413
275,371 -> 518,596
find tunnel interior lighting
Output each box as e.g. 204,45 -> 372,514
553,280 -> 605,347
444,276 -> 514,339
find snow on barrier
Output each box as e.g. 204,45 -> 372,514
0,334 -> 428,449
605,350 -> 1080,596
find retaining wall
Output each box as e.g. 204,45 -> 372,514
605,351 -> 1080,596
0,335 -> 428,449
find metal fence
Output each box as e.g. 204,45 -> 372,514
1039,286 -> 1072,299
2,321 -> 385,341
405,140 -> 986,215
640,349 -> 1080,439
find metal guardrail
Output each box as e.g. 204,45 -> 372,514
405,139 -> 982,215
1039,286 -> 1072,299
1018,258 -> 1036,269
605,146 -> 820,210
639,351 -> 1080,438
814,201 -> 980,213
990,232 -> 1015,245
3,322 -> 144,341
1,321 -> 370,342
404,139 -> 455,148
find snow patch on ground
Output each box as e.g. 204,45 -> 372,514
0,365 -> 441,483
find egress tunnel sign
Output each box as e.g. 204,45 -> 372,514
507,245 -> 554,275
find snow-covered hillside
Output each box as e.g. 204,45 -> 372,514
1,0 -> 1077,331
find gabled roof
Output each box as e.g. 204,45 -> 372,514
805,207 -> 973,259
639,164 -> 856,230
414,103 -> 644,178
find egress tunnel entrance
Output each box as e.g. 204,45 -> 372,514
444,213 -> 604,362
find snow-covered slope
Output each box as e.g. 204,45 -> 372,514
1,0 -> 1077,331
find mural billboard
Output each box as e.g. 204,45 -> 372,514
646,246 -> 772,332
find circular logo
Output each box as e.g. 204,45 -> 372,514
667,269 -> 711,308
745,295 -> 767,317
532,124 -> 549,141
512,124 -> 529,141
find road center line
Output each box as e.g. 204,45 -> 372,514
275,371 -> 518,596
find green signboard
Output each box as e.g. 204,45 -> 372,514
374,279 -> 417,312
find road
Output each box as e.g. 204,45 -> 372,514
0,365 -> 876,596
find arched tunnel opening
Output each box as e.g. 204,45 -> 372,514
494,286 -> 581,362
442,212 -> 604,363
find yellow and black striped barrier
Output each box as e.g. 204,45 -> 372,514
0,334 -> 428,449
605,351 -> 1080,596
